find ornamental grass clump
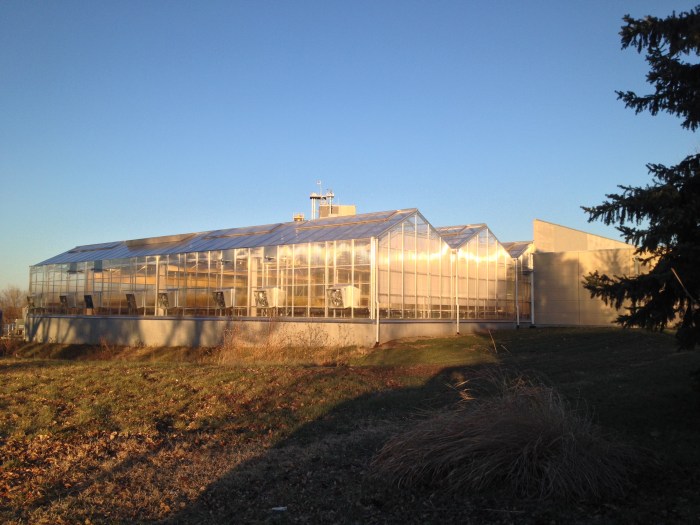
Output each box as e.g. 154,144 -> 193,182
372,371 -> 642,501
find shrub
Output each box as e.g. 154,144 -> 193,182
371,370 -> 643,501
0,337 -> 22,357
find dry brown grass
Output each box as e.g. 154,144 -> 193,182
0,359 -> 430,524
3,328 -> 698,523
371,369 -> 644,501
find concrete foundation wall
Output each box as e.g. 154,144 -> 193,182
25,315 -> 515,348
534,248 -> 636,326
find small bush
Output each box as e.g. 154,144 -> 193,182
0,337 -> 22,357
371,370 -> 643,501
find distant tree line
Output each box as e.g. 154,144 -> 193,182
0,285 -> 28,329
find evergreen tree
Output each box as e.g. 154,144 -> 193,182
583,6 -> 700,349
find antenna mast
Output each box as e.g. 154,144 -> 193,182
309,181 -> 334,220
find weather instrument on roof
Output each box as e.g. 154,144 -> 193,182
309,181 -> 335,220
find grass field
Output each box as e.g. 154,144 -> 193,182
1,328 -> 699,523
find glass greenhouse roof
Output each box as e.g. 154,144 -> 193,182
435,224 -> 487,249
502,241 -> 533,259
36,209 -> 419,265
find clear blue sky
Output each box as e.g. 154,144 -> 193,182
1,1 -> 697,290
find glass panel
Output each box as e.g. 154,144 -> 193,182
310,285 -> 325,312
310,242 -> 325,267
390,225 -> 402,250
310,267 -> 325,286
293,268 -> 308,285
336,241 -> 352,266
335,268 -> 352,284
354,240 -> 371,265
293,244 -> 307,267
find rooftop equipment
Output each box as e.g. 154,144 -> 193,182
309,180 -> 335,220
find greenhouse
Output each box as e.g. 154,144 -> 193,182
27,208 -> 532,324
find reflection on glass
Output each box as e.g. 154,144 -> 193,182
28,216 -> 523,321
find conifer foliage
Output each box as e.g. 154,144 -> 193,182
583,7 -> 700,349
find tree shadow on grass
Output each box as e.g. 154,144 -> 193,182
0,359 -> 73,372
10,341 -> 218,362
162,365 -> 483,524
11,329 -> 700,524
161,330 -> 700,524
161,368 -> 466,523
9,363 -> 491,524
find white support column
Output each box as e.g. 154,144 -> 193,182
455,250 -> 460,334
514,258 -> 520,328
530,265 -> 536,327
154,255 -> 160,316
371,237 -> 379,345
